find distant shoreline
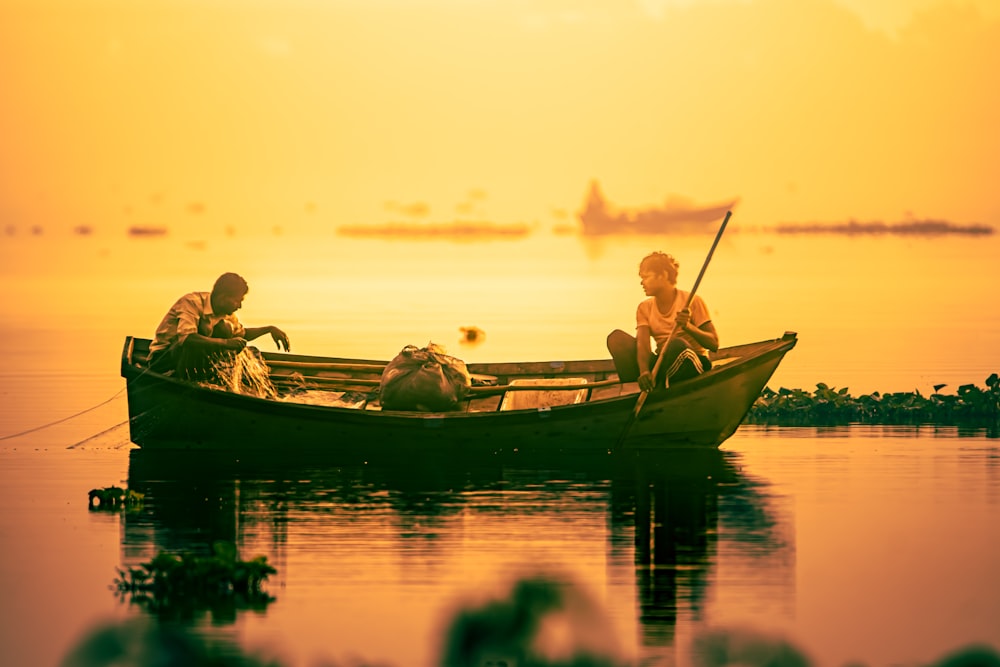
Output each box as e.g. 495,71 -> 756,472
773,219 -> 994,235
2,218 -> 995,239
127,226 -> 168,237
336,221 -> 533,239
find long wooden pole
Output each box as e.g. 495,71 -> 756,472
614,210 -> 732,451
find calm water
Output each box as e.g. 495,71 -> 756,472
1,229 -> 998,666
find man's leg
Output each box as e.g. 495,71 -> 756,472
147,348 -> 177,375
661,338 -> 707,383
607,329 -> 642,382
174,343 -> 212,381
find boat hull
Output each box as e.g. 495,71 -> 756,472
121,334 -> 796,456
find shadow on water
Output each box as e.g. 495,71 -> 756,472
109,446 -> 792,658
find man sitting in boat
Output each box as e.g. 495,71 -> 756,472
607,251 -> 718,390
146,272 -> 290,380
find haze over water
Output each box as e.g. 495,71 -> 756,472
1,227 -> 999,667
2,0 -> 999,237
3,227 -> 997,399
2,1 -> 999,666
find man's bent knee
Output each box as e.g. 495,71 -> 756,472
607,329 -> 634,355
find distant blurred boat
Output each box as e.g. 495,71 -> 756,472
127,226 -> 168,237
578,181 -> 738,235
337,221 -> 532,239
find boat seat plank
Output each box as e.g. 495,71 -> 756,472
498,378 -> 590,411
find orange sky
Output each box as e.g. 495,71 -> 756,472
1,0 -> 998,236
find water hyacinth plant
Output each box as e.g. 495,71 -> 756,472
88,486 -> 144,511
113,541 -> 277,621
745,373 -> 1000,429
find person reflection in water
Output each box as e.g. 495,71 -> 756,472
146,272 -> 290,381
607,251 -> 718,390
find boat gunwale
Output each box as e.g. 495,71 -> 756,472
120,333 -> 797,422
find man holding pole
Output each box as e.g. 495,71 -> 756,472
607,251 -> 719,391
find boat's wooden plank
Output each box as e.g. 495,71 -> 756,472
590,384 -> 632,400
269,373 -> 623,395
267,360 -> 387,373
468,395 -> 503,412
130,335 -> 794,375
480,378 -> 622,393
468,359 -> 616,376
271,376 -> 379,389
270,358 -> 616,377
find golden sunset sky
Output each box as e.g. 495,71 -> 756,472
1,0 -> 998,237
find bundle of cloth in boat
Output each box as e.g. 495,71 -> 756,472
379,343 -> 472,411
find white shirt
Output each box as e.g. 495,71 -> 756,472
635,289 -> 711,355
148,291 -> 245,356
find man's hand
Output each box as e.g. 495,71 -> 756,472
676,308 -> 692,331
638,371 -> 655,393
269,326 -> 290,352
224,337 -> 248,352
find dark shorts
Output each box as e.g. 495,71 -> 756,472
606,329 -> 711,386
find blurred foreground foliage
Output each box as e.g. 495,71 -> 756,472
65,574 -> 1000,667
113,541 -> 276,622
746,373 -> 1000,429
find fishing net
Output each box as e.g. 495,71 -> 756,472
280,389 -> 369,409
203,348 -> 279,399
379,343 -> 471,411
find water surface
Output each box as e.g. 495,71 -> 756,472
1,231 -> 998,666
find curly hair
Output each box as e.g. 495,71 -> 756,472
639,252 -> 679,285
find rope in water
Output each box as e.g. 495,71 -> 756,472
0,387 -> 127,442
1,348 -> 282,445
66,419 -> 132,450
0,350 -> 282,444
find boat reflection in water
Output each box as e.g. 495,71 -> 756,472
121,445 -> 793,665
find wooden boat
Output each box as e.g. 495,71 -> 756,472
120,332 -> 797,455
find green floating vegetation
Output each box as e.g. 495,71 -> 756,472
88,485 -> 144,511
745,373 -> 1000,428
114,541 -> 277,622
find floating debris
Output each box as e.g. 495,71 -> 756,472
459,325 -> 486,345
88,485 -> 144,511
